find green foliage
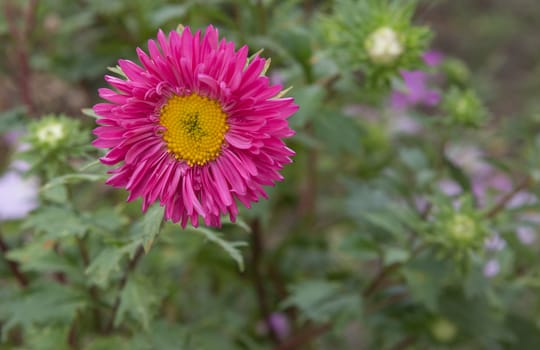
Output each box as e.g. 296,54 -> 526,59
321,0 -> 432,87
1,0 -> 540,349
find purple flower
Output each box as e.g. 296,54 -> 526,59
391,70 -> 441,110
438,179 -> 462,197
256,312 -> 291,340
483,259 -> 500,278
484,234 -> 506,251
516,226 -> 536,245
0,170 -> 39,221
422,50 -> 444,67
268,312 -> 291,340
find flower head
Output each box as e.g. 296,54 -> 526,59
93,26 -> 297,227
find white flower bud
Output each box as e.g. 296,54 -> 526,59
365,27 -> 403,64
36,122 -> 65,146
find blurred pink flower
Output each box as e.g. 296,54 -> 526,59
483,259 -> 500,278
0,170 -> 39,221
516,226 -> 536,245
256,312 -> 291,340
390,70 -> 441,110
438,179 -> 462,197
484,234 -> 506,251
422,50 -> 444,67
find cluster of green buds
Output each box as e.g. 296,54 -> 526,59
321,0 -> 431,87
441,87 -> 488,128
22,114 -> 90,178
427,195 -> 489,260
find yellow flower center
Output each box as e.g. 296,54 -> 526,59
159,94 -> 228,166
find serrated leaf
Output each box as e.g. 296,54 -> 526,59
6,240 -> 80,277
23,206 -> 88,238
130,204 -> 165,253
114,277 -> 159,330
129,320 -> 190,350
85,207 -> 129,234
189,227 -> 247,271
85,241 -> 140,287
0,283 -> 87,338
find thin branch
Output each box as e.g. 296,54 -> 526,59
2,0 -> 36,115
250,218 -> 281,344
106,245 -> 145,333
77,237 -> 104,332
0,234 -> 29,288
485,176 -> 532,218
363,262 -> 401,298
24,0 -> 40,38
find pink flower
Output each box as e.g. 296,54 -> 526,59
93,26 -> 297,227
483,259 -> 500,278
516,226 -> 536,245
390,70 -> 441,110
422,50 -> 444,67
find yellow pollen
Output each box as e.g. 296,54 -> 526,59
159,94 -> 228,166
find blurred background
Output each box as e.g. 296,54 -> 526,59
2,0 -> 540,349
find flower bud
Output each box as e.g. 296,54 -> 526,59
365,27 -> 404,64
442,87 -> 487,128
448,213 -> 477,244
430,317 -> 457,342
36,121 -> 66,147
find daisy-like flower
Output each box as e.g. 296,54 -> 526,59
93,25 -> 297,227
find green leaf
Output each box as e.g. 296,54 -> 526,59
85,241 -> 140,287
6,240 -> 80,277
130,204 -> 165,254
22,326 -> 71,350
0,283 -> 87,338
313,111 -> 362,154
129,320 -> 190,350
83,336 -> 132,350
107,65 -> 128,79
282,279 -> 361,323
23,206 -> 88,238
189,227 -> 247,271
443,154 -> 472,193
85,207 -> 129,235
41,184 -> 68,204
81,108 -> 100,119
150,4 -> 190,26
383,247 -> 410,265
42,173 -> 107,191
290,85 -> 325,128
114,277 -> 159,330
403,254 -> 452,311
